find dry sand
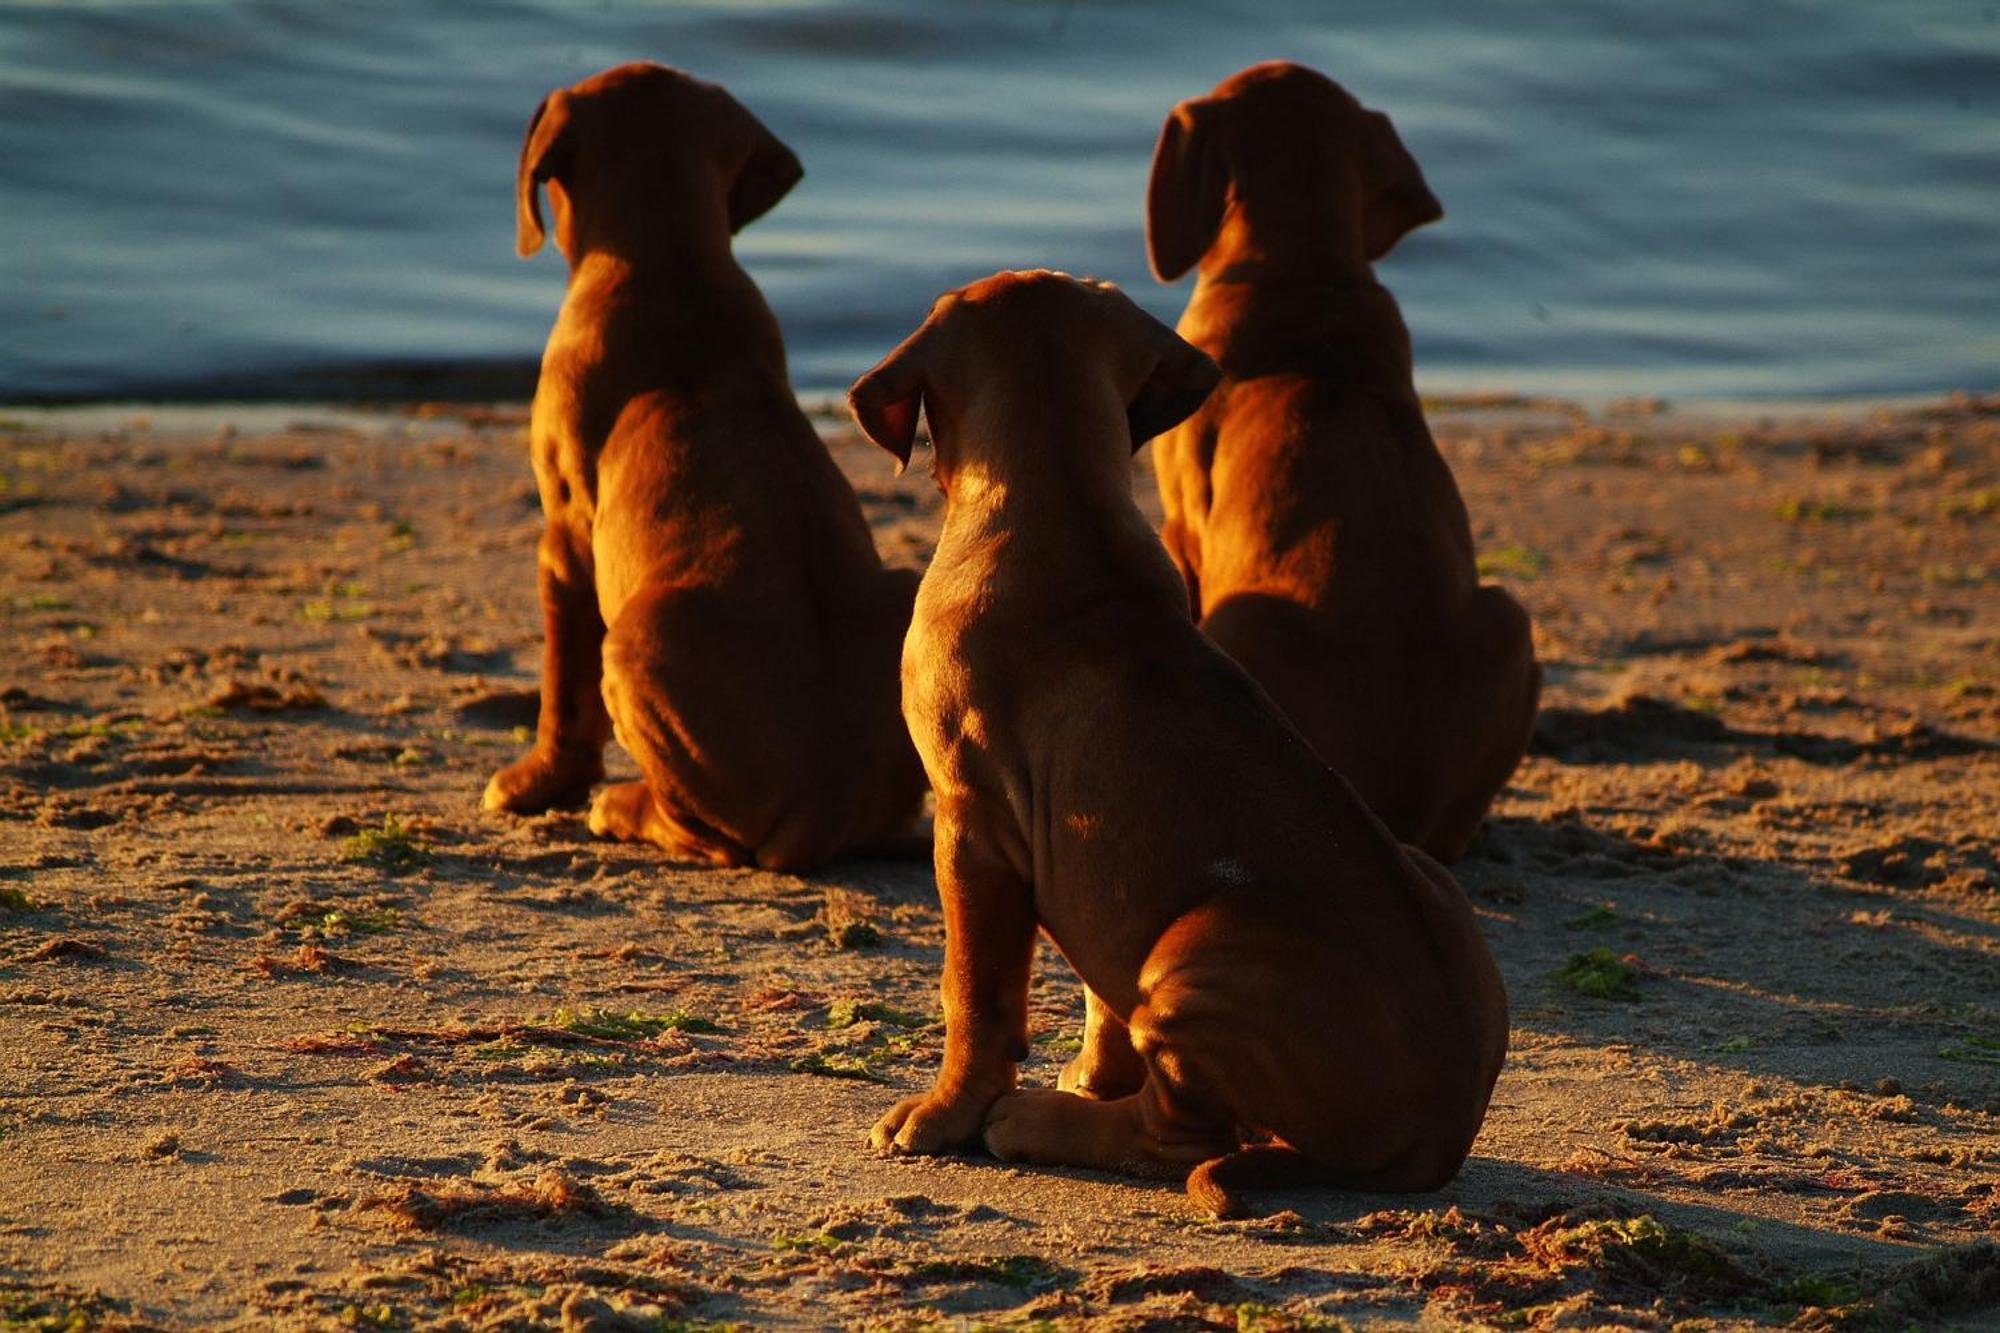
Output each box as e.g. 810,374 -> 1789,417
0,393 -> 1994,1331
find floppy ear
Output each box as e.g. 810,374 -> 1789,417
1146,98 -> 1229,282
1126,316 -> 1222,449
848,332 -> 929,474
728,120 -> 804,233
1358,109 -> 1442,261
516,91 -> 575,258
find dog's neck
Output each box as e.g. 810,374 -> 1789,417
929,387 -> 1186,616
553,173 -> 784,351
562,225 -> 738,286
1181,250 -> 1415,392
933,382 -> 1134,506
550,242 -> 789,404
554,165 -> 740,277
565,244 -> 751,302
1196,204 -> 1380,288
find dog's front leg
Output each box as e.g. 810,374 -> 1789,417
872,814 -> 1035,1155
483,524 -> 611,813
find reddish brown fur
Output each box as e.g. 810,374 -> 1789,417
484,63 -> 923,871
848,271 -> 1508,1216
1146,61 -> 1540,865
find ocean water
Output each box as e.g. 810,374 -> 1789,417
1,0 -> 1994,404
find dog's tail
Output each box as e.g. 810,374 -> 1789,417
1187,1145 -> 1426,1219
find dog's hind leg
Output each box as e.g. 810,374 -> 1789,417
594,583 -> 798,865
983,1065 -> 1232,1180
587,779 -> 748,866
1059,988 -> 1149,1099
1429,587 -> 1541,862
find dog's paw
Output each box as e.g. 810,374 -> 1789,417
869,1091 -> 994,1157
1059,1051 -> 1146,1101
482,752 -> 599,814
981,1088 -> 1082,1163
979,1089 -> 1035,1161
585,783 -> 741,864
585,781 -> 647,840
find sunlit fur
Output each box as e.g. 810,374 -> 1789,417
484,63 -> 924,871
849,270 -> 1509,1217
1147,61 -> 1541,864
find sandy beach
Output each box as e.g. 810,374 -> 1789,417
0,392 -> 1994,1330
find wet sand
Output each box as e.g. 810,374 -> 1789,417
0,394 -> 1994,1329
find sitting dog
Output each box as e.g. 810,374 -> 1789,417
1145,61 -> 1540,865
848,270 -> 1508,1217
484,63 -> 925,871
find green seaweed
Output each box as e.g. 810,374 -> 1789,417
1551,947 -> 1641,1000
300,907 -> 402,938
1773,497 -> 1872,522
914,1255 -> 1065,1289
828,919 -> 882,949
340,816 -> 428,874
58,719 -> 141,740
771,1231 -> 847,1254
788,1052 -> 888,1083
1776,1275 -> 1863,1309
1938,1034 -> 2000,1064
1235,1305 -> 1351,1332
1476,544 -> 1549,580
1541,1213 -> 1756,1295
298,598 -> 375,623
1940,486 -> 2000,520
0,1286 -> 121,1333
548,1007 -> 720,1040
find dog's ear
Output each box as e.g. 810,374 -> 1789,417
1146,98 -> 1229,283
1358,109 -> 1441,262
728,119 -> 804,233
1126,312 -> 1222,449
516,91 -> 575,258
848,332 -> 929,475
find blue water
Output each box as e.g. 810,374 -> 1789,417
2,1 -> 1995,403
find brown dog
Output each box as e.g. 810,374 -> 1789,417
1146,62 -> 1540,865
484,63 -> 924,871
849,271 -> 1507,1217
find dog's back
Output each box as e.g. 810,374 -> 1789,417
519,69 -> 872,622
1147,63 -> 1539,862
489,63 -> 923,868
1167,280 -> 1475,619
851,271 -> 1508,1208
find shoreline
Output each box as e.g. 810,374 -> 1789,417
4,387 -> 1994,441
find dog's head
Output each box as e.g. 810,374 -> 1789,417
848,270 -> 1219,482
516,62 -> 802,261
1147,61 -> 1440,282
